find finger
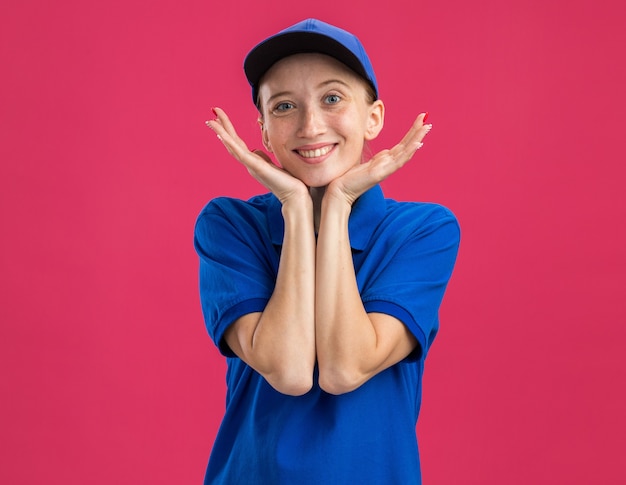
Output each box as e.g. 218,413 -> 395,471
405,113 -> 432,144
206,111 -> 254,161
207,108 -> 248,149
365,115 -> 431,181
206,115 -> 277,181
212,107 -> 240,140
389,114 -> 432,161
205,119 -> 239,158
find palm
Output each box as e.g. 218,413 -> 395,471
328,114 -> 432,206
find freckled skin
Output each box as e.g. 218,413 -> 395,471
257,53 -> 382,189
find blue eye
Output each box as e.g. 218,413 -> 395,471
325,94 -> 341,104
275,102 -> 294,112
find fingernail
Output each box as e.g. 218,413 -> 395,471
417,142 -> 424,150
212,107 -> 218,117
423,112 -> 429,123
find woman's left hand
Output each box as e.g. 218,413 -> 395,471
325,113 -> 432,207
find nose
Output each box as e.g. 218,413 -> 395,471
296,105 -> 325,138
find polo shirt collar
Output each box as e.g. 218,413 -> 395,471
268,185 -> 386,251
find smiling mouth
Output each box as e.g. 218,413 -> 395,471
296,145 -> 333,158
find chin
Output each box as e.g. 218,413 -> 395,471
301,176 -> 335,189
299,168 -> 351,189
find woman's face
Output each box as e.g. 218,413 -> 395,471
257,53 -> 384,188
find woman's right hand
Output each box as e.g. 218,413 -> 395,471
206,107 -> 310,205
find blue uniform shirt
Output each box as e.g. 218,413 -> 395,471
194,185 -> 460,484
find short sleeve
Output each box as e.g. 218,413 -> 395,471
359,204 -> 460,360
193,198 -> 279,356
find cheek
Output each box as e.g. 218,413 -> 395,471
265,120 -> 292,143
331,109 -> 368,138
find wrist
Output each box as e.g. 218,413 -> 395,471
281,193 -> 313,219
320,193 -> 352,232
321,188 -> 354,215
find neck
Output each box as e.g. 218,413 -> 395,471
309,186 -> 326,233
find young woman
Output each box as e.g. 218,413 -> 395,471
196,18 -> 460,484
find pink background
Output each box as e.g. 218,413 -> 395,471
2,0 -> 625,483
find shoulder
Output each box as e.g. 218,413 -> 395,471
386,198 -> 457,221
194,193 -> 280,250
197,193 -> 276,221
383,199 -> 460,241
195,193 -> 280,234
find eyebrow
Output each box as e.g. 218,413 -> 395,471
266,91 -> 292,105
265,79 -> 353,105
319,79 -> 352,89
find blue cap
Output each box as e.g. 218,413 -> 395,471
244,18 -> 378,105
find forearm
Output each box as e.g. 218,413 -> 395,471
315,195 -> 378,394
233,196 -> 316,394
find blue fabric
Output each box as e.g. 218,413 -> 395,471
244,18 -> 379,104
194,185 -> 460,484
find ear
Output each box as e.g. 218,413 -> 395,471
364,100 -> 385,141
259,118 -> 273,152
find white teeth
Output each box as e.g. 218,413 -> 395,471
297,145 -> 332,158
